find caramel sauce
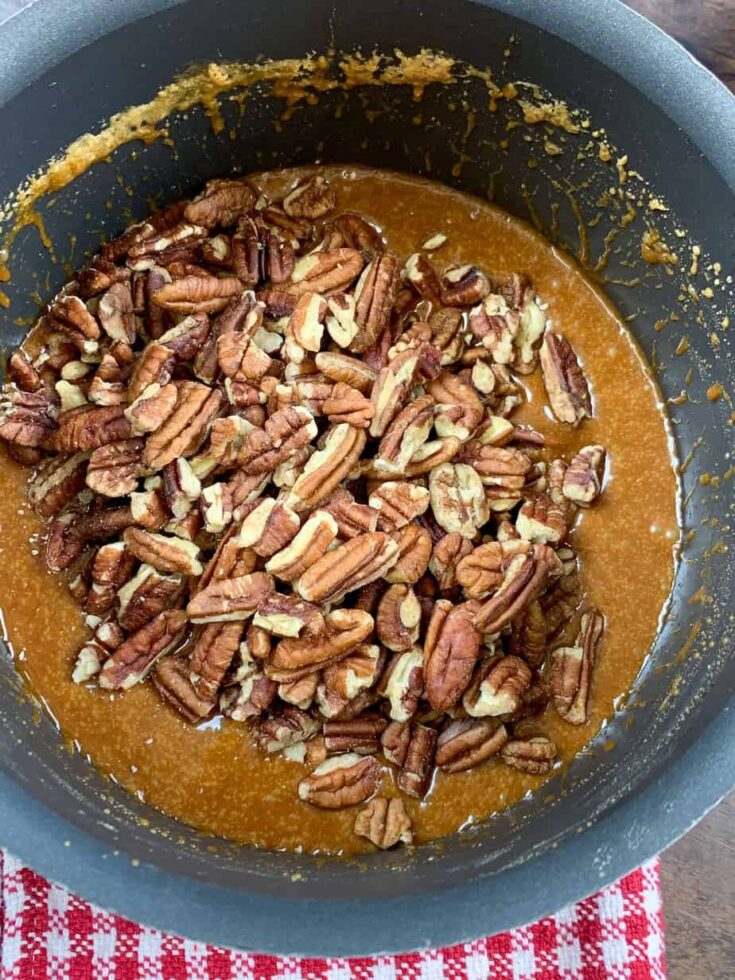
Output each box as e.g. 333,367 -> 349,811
0,167 -> 679,853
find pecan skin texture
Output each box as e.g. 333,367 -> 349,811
152,656 -> 216,723
500,736 -> 557,774
268,608 -> 374,680
384,524 -> 432,585
562,445 -> 606,506
324,716 -> 388,755
540,332 -> 592,425
296,531 -> 399,604
187,571 -> 274,623
550,608 -> 604,724
397,723 -> 437,798
472,545 -> 561,634
297,754 -> 381,809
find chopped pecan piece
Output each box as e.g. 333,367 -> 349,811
98,281 -> 136,343
123,527 -> 202,576
374,393 -> 434,475
472,544 -> 561,633
0,384 -> 59,447
397,722 -> 437,798
499,736 -> 557,774
384,524 -> 432,585
296,531 -> 399,604
99,609 -> 187,690
379,647 -> 424,722
423,600 -> 481,711
220,672 -> 277,721
46,294 -> 100,356
199,483 -> 233,534
324,716 -> 388,755
403,252 -> 442,304
516,492 -> 567,544
322,643 -> 383,702
468,294 -> 519,364
368,347 -> 421,438
376,584 -> 421,653
278,672 -> 319,710
265,510 -> 338,582
161,458 -> 201,519
429,533 -> 474,591
118,563 -> 185,632
186,571 -> 274,624
550,609 -> 604,724
297,754 -> 380,809
28,452 -> 90,517
283,175 -> 335,219
85,439 -> 144,497
428,462 -> 489,539
143,381 -> 223,471
283,423 -> 367,513
8,350 -> 44,392
381,720 -> 411,766
436,718 -> 508,772
463,655 -> 532,717
130,488 -> 170,530
315,351 -> 376,394
284,292 -> 326,363
562,445 -> 606,506
368,481 -> 430,531
268,608 -> 374,681
540,332 -> 592,425
354,797 -> 412,849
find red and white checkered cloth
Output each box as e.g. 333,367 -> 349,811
0,850 -> 666,979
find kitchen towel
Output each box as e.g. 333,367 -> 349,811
0,851 -> 665,980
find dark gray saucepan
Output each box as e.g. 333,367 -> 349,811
0,0 -> 733,957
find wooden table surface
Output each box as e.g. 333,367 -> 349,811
622,6 -> 735,976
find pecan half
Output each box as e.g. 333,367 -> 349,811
152,655 -> 215,722
516,492 -> 567,544
220,672 -> 277,721
540,333 -> 592,425
28,452 -> 90,517
252,593 -> 325,638
143,381 -> 223,471
368,347 -> 421,438
509,599 -> 547,668
324,716 -> 388,755
265,510 -> 338,582
296,531 -> 399,604
99,609 -> 187,690
429,462 -> 489,539
257,705 -> 320,752
562,445 -> 606,506
376,584 -> 421,653
267,608 -> 374,680
235,405 -> 318,476
284,423 -> 367,513
161,458 -> 202,519
354,797 -> 412,849
284,292 -> 326,362
152,275 -> 244,314
315,351 -> 376,394
436,718 -> 508,772
351,253 -> 400,353
321,488 -> 379,539
384,524 -> 432,585
463,655 -> 532,717
98,281 -> 136,343
289,248 -> 364,296
455,539 -> 531,599
441,264 -> 490,306
379,647 -> 424,722
278,672 -> 319,710
283,175 -> 335,219
429,532 -> 474,591
374,393 -> 434,475
0,385 -> 58,447
118,563 -> 185,632
124,382 -> 178,436
472,544 -> 561,633
323,381 -> 374,428
128,342 -> 174,400
186,571 -> 274,623
72,620 -> 124,684
123,527 -> 202,576
85,439 -> 144,497
550,609 -> 604,724
49,404 -> 132,453
397,723 -> 437,798
499,736 -> 557,774
237,498 -> 301,558
297,754 -> 380,809
189,621 -> 243,701
368,481 -> 430,532
184,178 -> 256,228
322,642 -> 383,702
46,294 -> 100,356
86,541 -> 136,616
423,600 -> 481,711
428,371 -> 483,442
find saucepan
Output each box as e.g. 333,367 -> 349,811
0,0 -> 733,956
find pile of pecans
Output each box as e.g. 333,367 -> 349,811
0,172 -> 608,850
